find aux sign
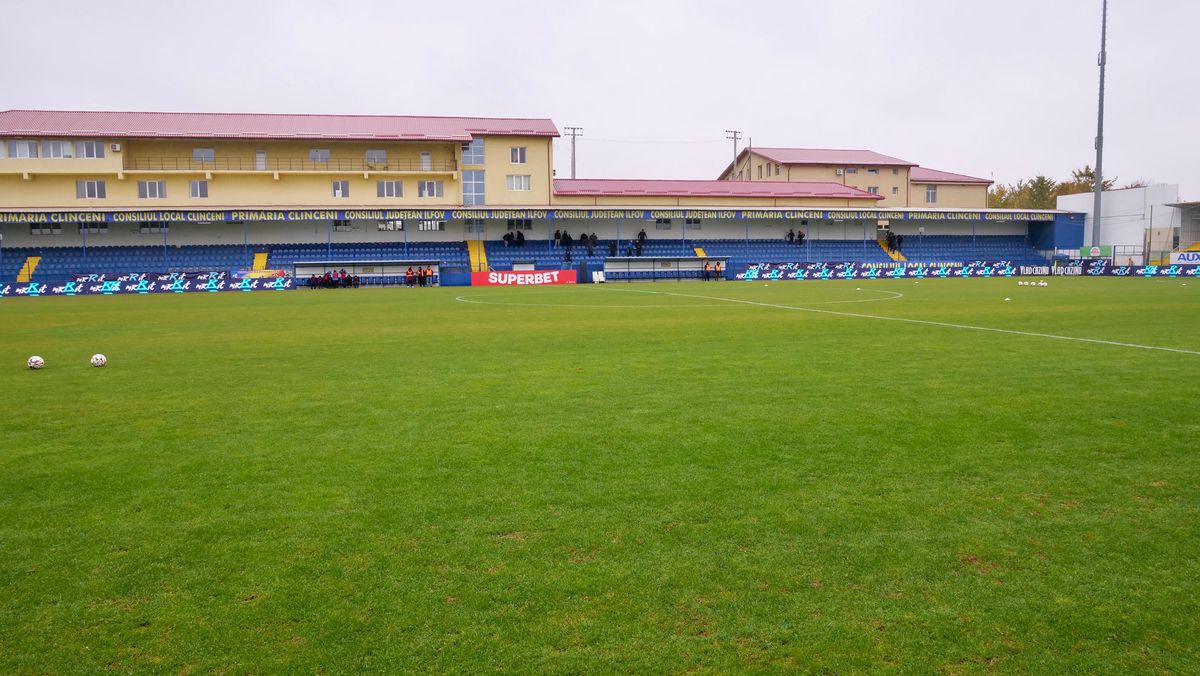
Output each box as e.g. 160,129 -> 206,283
1170,251 -> 1200,264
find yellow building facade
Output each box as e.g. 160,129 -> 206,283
0,111 -> 557,211
718,147 -> 990,209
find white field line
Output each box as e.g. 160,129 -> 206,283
626,288 -> 1200,357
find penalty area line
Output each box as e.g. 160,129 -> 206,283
649,289 -> 1200,357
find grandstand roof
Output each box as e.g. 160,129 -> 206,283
910,167 -> 992,184
0,109 -> 560,141
553,178 -> 884,200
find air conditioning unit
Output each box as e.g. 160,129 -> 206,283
110,143 -> 122,152
834,169 -> 844,175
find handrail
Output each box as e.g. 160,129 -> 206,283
122,157 -> 458,172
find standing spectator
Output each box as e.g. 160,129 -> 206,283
703,261 -> 711,281
425,266 -> 435,285
516,230 -> 525,247
590,233 -> 598,249
797,230 -> 805,245
638,228 -> 647,245
714,260 -> 722,280
635,239 -> 643,256
896,234 -> 904,251
406,266 -> 415,287
552,229 -> 561,247
786,229 -> 795,243
609,241 -> 617,257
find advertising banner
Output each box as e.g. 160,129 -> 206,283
3,271 -> 293,297
735,261 -> 1051,281
1169,251 -> 1200,265
1079,245 -> 1114,258
1053,260 -> 1200,277
0,207 -> 1061,224
471,270 -> 577,286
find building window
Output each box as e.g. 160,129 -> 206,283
7,141 -> 38,158
418,180 -> 444,198
893,168 -> 899,175
926,184 -> 938,203
310,148 -> 330,163
891,186 -> 899,195
685,218 -> 701,229
77,141 -> 105,159
377,180 -> 403,198
365,149 -> 388,165
461,138 -> 484,164
377,219 -> 404,231
867,186 -> 879,194
845,167 -> 858,174
655,218 -> 672,230
419,152 -> 432,171
462,218 -> 484,233
43,141 -> 73,158
79,223 -> 108,234
30,224 -> 62,235
190,180 -> 209,198
506,219 -> 533,230
867,168 -> 879,175
76,180 -> 106,199
510,146 -> 527,164
757,166 -> 763,179
332,219 -> 353,232
192,148 -> 215,162
462,170 -> 485,205
137,180 -> 167,199
775,164 -> 781,176
418,219 -> 445,231
139,221 -> 169,233
332,180 -> 350,197
505,174 -> 531,191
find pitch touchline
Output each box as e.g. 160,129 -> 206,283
650,290 -> 1200,357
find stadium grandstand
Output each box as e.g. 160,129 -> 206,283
0,109 -> 1084,286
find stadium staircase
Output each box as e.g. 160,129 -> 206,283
1151,242 -> 1200,265
878,239 -> 906,262
693,246 -> 708,257
252,251 -> 269,270
466,240 -> 489,271
17,256 -> 40,282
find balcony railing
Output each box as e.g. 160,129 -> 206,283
123,157 -> 458,172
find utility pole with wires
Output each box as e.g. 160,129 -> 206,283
1091,0 -> 1108,247
564,126 -> 583,179
725,129 -> 741,180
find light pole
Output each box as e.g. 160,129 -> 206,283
564,126 -> 583,179
1091,0 -> 1108,247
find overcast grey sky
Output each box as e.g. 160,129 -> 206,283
3,0 -> 1195,199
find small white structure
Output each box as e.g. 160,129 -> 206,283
1057,185 -> 1182,262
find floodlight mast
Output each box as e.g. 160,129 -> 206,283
1092,0 -> 1108,247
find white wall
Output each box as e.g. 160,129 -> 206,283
1057,184 -> 1181,247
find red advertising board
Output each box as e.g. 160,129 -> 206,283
472,270 -> 577,286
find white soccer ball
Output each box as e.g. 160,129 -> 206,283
1004,297 -> 1011,301
90,354 -> 107,367
27,356 -> 44,369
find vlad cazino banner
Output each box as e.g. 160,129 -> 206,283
2,271 -> 293,297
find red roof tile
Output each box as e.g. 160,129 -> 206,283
554,178 -> 883,200
751,147 -> 916,167
0,109 -> 559,141
910,167 -> 992,184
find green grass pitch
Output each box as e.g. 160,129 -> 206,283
2,277 -> 1198,673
